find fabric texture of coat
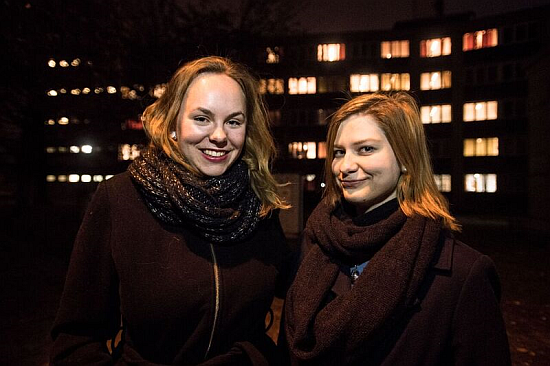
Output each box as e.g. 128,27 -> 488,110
284,200 -> 511,366
51,172 -> 290,365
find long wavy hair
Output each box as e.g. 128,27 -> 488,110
142,56 -> 288,216
323,92 -> 460,231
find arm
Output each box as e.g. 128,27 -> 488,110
452,255 -> 511,366
50,182 -> 120,365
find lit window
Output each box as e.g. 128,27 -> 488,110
69,146 -> 80,153
71,88 -> 81,95
46,175 -> 56,182
118,144 -> 143,161
420,37 -> 451,57
260,79 -> 284,94
266,47 -> 282,63
47,59 -> 56,68
318,142 -> 327,159
421,104 -> 451,124
288,141 -> 319,159
57,175 -> 67,182
82,87 -> 91,94
434,174 -> 451,192
81,145 -> 93,154
46,147 -> 56,153
93,175 -> 104,182
465,174 -> 497,192
58,147 -> 68,153
463,29 -> 498,51
105,175 -> 114,180
380,40 -> 409,58
68,174 -> 80,183
81,175 -> 92,183
46,119 -> 55,125
107,86 -> 116,94
381,73 -> 410,91
288,77 -> 316,94
59,60 -> 69,67
94,87 -> 103,94
152,84 -> 166,98
463,101 -> 498,121
463,138 -> 499,157
71,58 -> 81,66
317,43 -> 345,62
47,90 -> 58,97
350,74 -> 380,92
58,117 -> 69,125
420,71 -> 451,90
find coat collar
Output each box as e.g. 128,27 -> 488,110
432,235 -> 455,271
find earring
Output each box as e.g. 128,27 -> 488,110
401,166 -> 408,174
170,131 -> 177,141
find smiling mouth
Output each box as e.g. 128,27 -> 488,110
201,149 -> 229,157
340,179 -> 366,188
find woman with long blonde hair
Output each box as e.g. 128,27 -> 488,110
51,56 -> 289,365
284,92 -> 510,365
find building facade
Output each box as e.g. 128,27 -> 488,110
39,5 -> 550,243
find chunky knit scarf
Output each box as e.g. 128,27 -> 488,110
128,147 -> 261,244
285,200 -> 441,365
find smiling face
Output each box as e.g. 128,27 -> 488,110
176,73 -> 247,177
331,113 -> 401,214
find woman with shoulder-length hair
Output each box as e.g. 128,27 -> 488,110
51,56 -> 290,365
284,92 -> 510,365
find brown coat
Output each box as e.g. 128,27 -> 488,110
288,234 -> 511,366
51,172 -> 290,365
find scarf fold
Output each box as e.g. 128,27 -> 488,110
285,200 -> 441,365
128,147 -> 261,244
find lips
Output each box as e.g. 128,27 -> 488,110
340,179 -> 366,189
201,149 -> 228,157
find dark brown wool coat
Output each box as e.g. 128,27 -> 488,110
51,172 -> 289,365
285,204 -> 511,366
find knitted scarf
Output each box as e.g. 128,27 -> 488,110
128,147 -> 261,244
285,200 -> 441,365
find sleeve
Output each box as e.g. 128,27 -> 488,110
50,182 -> 121,365
451,255 -> 511,366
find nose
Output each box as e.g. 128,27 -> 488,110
209,123 -> 227,145
338,153 -> 358,175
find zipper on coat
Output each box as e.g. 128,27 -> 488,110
204,243 -> 221,360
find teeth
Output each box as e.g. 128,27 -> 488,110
203,149 -> 227,157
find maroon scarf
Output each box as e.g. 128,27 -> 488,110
285,200 -> 441,365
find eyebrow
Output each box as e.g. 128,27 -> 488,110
334,138 -> 382,148
195,107 -> 246,119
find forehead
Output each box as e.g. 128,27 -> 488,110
184,73 -> 244,101
334,114 -> 385,143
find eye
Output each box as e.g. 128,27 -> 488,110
226,119 -> 244,127
193,116 -> 209,124
359,146 -> 375,154
333,149 -> 345,158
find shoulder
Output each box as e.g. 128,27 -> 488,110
434,234 -> 500,295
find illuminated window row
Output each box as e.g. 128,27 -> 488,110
463,29 -> 498,51
464,138 -> 499,157
47,58 -> 88,68
421,104 -> 452,124
260,79 -> 284,94
420,37 -> 451,58
434,174 -> 498,193
464,101 -> 498,121
118,144 -> 143,161
46,86 -> 117,97
46,145 -> 94,154
381,40 -> 410,59
288,141 -> 327,159
420,71 -> 452,90
465,174 -> 497,193
266,47 -> 282,63
349,73 -> 410,92
46,174 -> 113,183
44,117 -> 90,126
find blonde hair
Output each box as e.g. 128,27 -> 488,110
142,56 -> 287,216
323,92 -> 460,231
